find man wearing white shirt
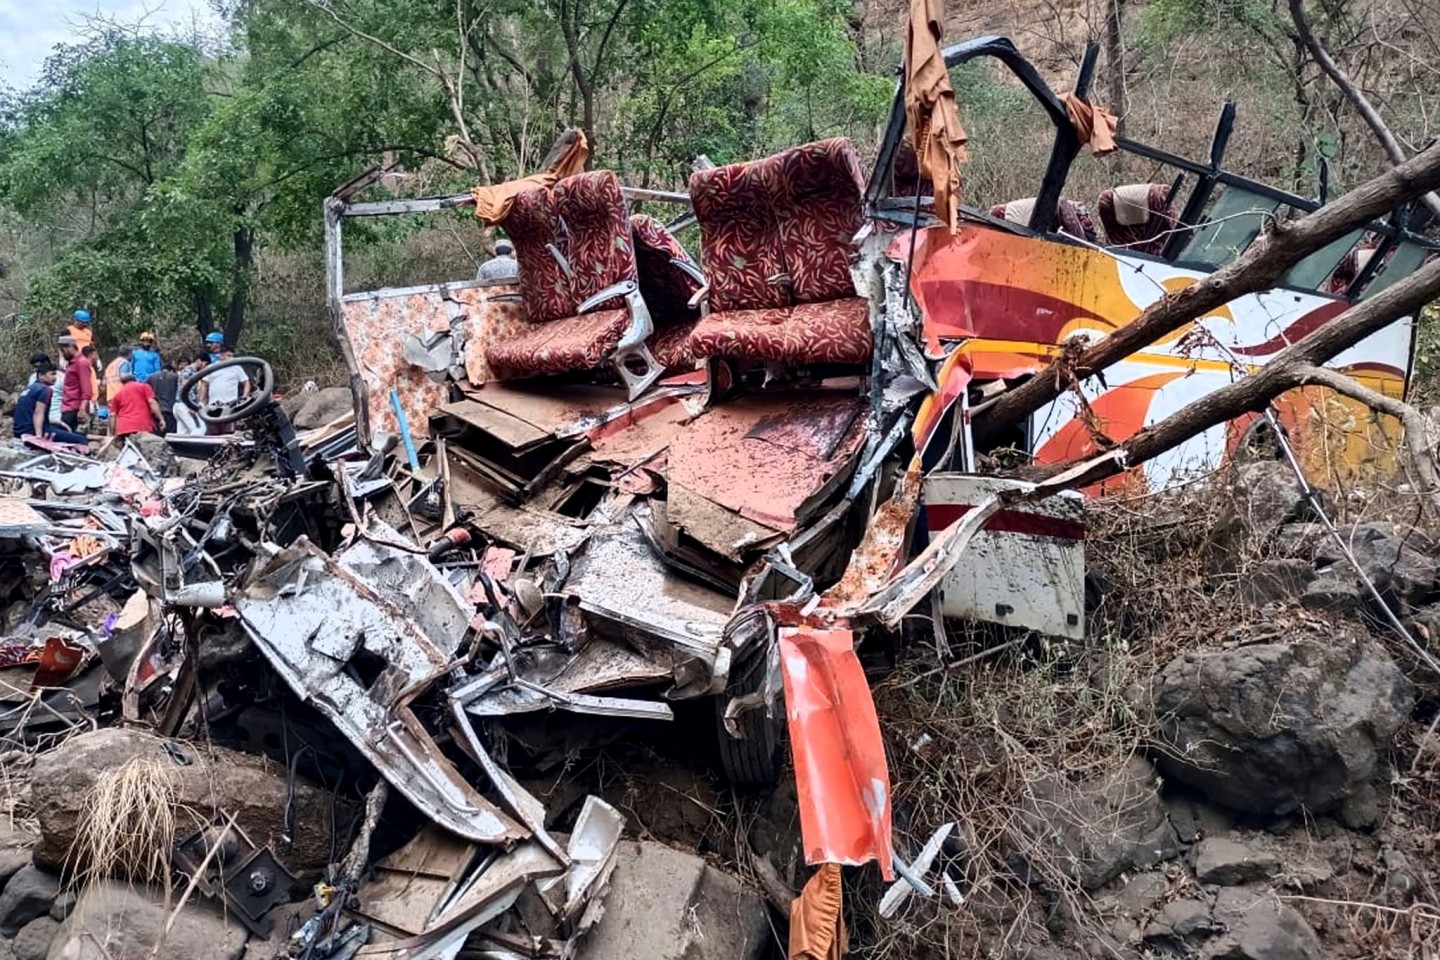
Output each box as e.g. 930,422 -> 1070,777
197,350 -> 252,435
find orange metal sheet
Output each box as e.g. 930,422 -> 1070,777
779,626 -> 893,879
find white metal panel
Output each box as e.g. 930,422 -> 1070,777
923,473 -> 1085,640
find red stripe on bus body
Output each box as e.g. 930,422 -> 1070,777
925,503 -> 1086,540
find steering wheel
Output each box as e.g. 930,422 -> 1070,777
180,356 -> 276,425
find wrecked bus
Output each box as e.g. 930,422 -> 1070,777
315,36 -> 1435,822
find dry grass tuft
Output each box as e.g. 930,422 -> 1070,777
68,755 -> 183,892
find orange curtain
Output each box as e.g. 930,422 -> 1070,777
903,0 -> 968,233
470,131 -> 590,225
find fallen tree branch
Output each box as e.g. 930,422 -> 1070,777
1288,363 -> 1440,517
972,142 -> 1440,445
1289,0 -> 1440,220
1023,254 -> 1440,493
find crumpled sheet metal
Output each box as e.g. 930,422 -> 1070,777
779,626 -> 893,880
235,533 -> 526,845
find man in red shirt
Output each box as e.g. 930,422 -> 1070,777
58,336 -> 93,433
109,378 -> 163,437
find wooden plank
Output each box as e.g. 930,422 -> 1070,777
439,399 -> 550,449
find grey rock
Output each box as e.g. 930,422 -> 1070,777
45,880 -> 247,960
1214,462 -> 1317,561
1142,631 -> 1411,815
1020,757 -> 1180,890
287,387 -> 353,430
0,866 -> 60,936
30,728 -> 351,877
1270,523 -> 1328,561
13,916 -> 60,960
1165,794 -> 1234,846
1145,898 -> 1214,943
1237,560 -> 1315,607
1115,873 -> 1169,919
122,432 -> 177,478
47,892 -> 75,923
0,941 -> 16,960
1339,781 -> 1384,829
1194,837 -> 1279,885
0,849 -> 31,889
577,840 -> 768,960
1203,887 -> 1322,960
1322,522 -> 1438,613
1299,571 -> 1366,614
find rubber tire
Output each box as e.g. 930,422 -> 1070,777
714,644 -> 785,788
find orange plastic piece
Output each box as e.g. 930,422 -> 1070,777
779,626 -> 893,880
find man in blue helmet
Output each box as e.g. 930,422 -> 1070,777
67,310 -> 94,350
204,331 -> 224,365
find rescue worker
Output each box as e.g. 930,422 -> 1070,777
475,238 -> 519,283
197,349 -> 251,436
204,331 -> 225,365
148,359 -> 180,435
58,336 -> 93,433
103,346 -> 134,407
109,376 -> 163,438
131,332 -> 162,382
66,310 -> 94,350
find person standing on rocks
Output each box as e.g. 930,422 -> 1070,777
130,332 -> 162,383
58,336 -> 93,433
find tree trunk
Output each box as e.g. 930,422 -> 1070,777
1103,0 -> 1127,138
1021,254 -> 1440,491
971,142 -> 1440,446
195,294 -> 215,341
223,225 -> 254,348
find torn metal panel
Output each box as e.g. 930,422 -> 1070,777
779,625 -> 893,880
235,530 -> 526,845
536,795 -> 624,934
465,683 -> 674,721
354,840 -> 564,960
565,516 -> 732,665
666,391 -> 868,532
923,474 -> 1086,639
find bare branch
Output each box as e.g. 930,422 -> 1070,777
1289,0 -> 1440,218
973,142 -> 1440,445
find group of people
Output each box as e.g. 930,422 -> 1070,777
14,312 -> 253,446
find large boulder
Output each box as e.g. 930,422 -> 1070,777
0,866 -> 59,937
577,841 -> 769,960
285,387 -> 354,430
1212,462 -> 1317,562
1019,757 -> 1180,890
1140,629 -> 1411,816
45,881 -> 247,960
1205,887 -> 1322,960
29,728 -> 351,876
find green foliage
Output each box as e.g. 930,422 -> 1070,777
0,0 -> 885,354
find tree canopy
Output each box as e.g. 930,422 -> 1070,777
0,0 -> 887,344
